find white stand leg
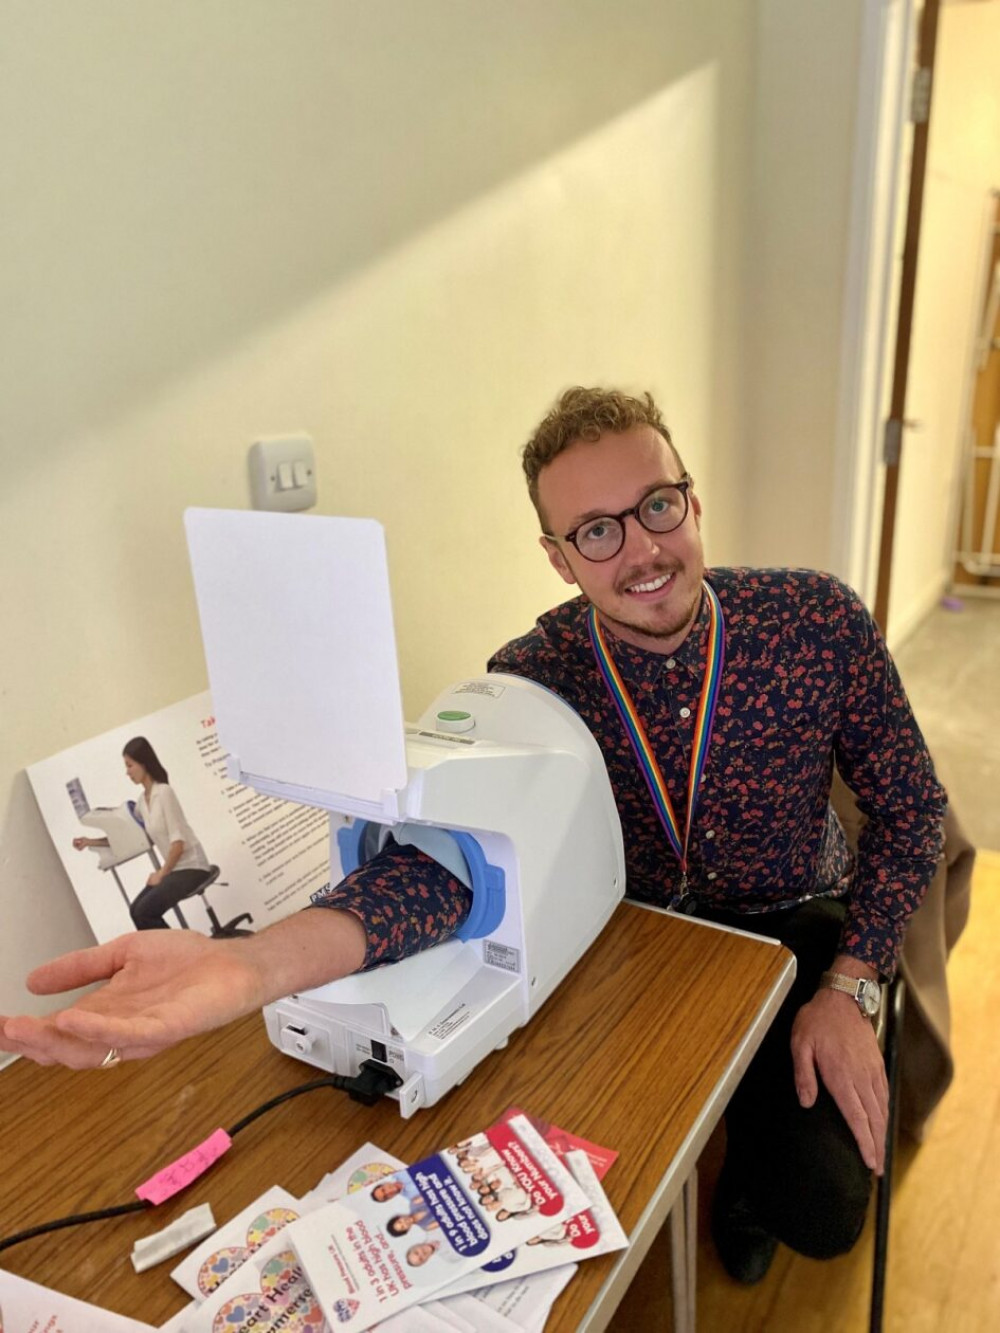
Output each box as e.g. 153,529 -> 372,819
669,1168 -> 698,1333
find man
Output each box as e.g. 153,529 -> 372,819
1,388 -> 945,1282
486,387 -> 945,1277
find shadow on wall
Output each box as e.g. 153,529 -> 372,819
1,1 -> 730,469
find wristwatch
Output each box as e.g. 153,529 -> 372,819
820,971 -> 882,1019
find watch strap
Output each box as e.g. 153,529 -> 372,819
821,970 -> 861,996
820,970 -> 880,1017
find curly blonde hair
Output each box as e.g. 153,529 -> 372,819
522,386 -> 683,525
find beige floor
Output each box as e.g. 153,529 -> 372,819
608,596 -> 1000,1332
894,596 -> 1000,851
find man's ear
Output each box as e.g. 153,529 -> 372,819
540,535 -> 578,586
691,489 -> 703,529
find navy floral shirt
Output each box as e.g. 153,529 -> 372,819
315,568 -> 946,979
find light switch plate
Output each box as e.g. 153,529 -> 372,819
248,434 -> 317,511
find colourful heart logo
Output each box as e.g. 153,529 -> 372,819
199,1207 -> 301,1294
212,1250 -> 327,1331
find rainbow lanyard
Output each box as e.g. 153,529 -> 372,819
587,581 -> 726,894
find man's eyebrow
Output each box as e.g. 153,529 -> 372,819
566,479 -> 678,530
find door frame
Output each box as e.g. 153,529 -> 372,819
830,0 -> 918,614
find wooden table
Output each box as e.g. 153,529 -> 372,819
0,905 -> 793,1329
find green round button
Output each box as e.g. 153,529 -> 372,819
435,708 -> 476,734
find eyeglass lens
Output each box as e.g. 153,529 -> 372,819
573,485 -> 689,561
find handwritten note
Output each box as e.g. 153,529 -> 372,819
135,1127 -> 232,1204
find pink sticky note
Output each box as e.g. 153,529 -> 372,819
135,1128 -> 232,1205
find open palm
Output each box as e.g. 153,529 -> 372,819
0,931 -> 265,1069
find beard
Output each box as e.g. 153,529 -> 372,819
595,565 -> 704,651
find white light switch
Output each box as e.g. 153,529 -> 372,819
248,434 -> 317,511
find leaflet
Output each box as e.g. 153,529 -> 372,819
171,1145 -> 408,1303
419,1293 -> 522,1331
173,1238 -> 528,1333
437,1148 -> 627,1298
286,1114 -> 588,1330
300,1143 -> 408,1208
371,1294 -> 520,1331
169,1185 -> 304,1299
176,1229 -> 325,1332
0,1268 -> 155,1332
465,1266 -> 578,1332
501,1107 -> 618,1180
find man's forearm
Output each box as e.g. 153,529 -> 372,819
237,906 -> 368,1006
229,841 -> 474,1008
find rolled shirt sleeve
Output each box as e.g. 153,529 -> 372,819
310,840 -> 473,970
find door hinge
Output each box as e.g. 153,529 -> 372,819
883,418 -> 903,468
911,67 -> 932,124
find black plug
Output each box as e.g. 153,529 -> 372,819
345,1059 -> 403,1106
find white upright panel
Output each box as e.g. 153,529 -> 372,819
184,509 -> 407,801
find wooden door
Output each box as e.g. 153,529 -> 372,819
873,0 -> 942,630
954,193 -> 1000,589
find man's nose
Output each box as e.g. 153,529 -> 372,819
620,513 -> 660,560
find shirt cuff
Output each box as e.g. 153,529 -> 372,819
310,840 -> 473,971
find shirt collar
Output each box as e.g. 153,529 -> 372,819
596,583 -> 710,687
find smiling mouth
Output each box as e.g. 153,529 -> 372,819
624,572 -> 674,595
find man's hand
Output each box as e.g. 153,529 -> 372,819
0,932 -> 269,1069
0,907 -> 366,1070
146,869 -> 165,886
790,968 -> 889,1175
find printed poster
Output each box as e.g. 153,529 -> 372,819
27,691 -> 344,943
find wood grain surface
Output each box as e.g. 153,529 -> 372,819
0,905 -> 792,1329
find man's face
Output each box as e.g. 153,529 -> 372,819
372,1180 -> 403,1202
537,424 -> 704,653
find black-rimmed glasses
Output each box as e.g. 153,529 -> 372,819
546,475 -> 693,563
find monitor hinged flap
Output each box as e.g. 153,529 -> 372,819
185,508 -> 408,803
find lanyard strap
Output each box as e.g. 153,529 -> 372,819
587,582 -> 726,879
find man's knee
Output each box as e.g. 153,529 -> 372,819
756,1114 -> 872,1258
770,1156 -> 872,1259
731,1086 -> 874,1260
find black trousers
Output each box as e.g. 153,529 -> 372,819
130,868 -> 208,931
694,897 -> 873,1259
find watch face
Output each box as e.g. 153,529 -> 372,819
858,981 -> 881,1017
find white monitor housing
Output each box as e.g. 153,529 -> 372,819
185,508 -> 624,1115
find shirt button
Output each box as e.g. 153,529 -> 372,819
705,829 -> 716,840
707,871 -> 718,881
666,657 -> 677,669
679,706 -> 691,719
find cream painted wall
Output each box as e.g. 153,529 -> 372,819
887,0 -> 1000,641
741,0 -> 866,569
0,0 -> 884,1033
1,1 -> 762,1016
